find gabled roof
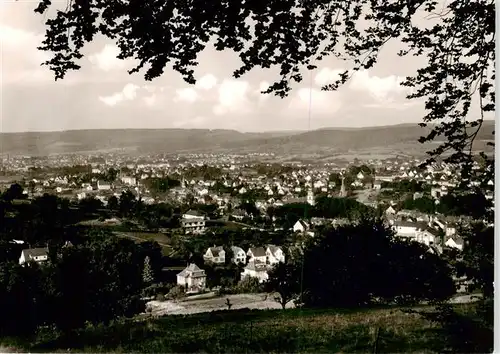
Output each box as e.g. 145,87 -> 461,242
248,247 -> 267,258
445,235 -> 465,245
208,246 -> 224,257
423,227 -> 440,237
231,246 -> 245,254
393,220 -> 427,229
244,260 -> 269,272
266,245 -> 282,257
184,209 -> 204,217
295,219 -> 309,229
232,209 -> 247,216
21,247 -> 49,260
177,263 -> 206,278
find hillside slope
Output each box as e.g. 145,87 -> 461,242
0,121 -> 494,156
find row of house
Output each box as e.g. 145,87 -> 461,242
177,244 -> 286,292
203,245 -> 285,266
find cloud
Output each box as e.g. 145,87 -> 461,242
196,74 -> 217,90
255,81 -> 271,102
259,81 -> 270,92
213,79 -> 250,115
174,88 -> 199,103
88,44 -> 127,72
143,94 -> 157,107
288,88 -> 343,115
0,24 -> 52,83
349,69 -> 406,103
314,68 -> 344,87
98,83 -> 139,106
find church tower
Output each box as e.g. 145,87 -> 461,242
306,188 -> 315,206
340,176 -> 346,197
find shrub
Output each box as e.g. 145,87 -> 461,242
142,283 -> 174,298
167,285 -> 186,300
234,276 -> 263,293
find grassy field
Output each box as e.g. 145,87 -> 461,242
2,303 -> 492,353
113,231 -> 174,255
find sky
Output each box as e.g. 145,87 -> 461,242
0,0 -> 485,133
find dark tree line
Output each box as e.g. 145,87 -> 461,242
265,218 -> 456,309
0,230 -> 162,338
267,196 -> 375,229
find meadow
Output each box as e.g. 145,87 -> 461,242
1,303 -> 492,353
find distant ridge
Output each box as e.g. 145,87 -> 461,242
0,121 -> 494,157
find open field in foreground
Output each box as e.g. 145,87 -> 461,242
146,293 -> 291,317
0,302 -> 491,353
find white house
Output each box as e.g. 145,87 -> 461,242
19,248 -> 49,265
181,217 -> 206,234
266,245 -> 285,265
415,228 -> 439,246
392,220 -> 428,241
97,180 -> 111,191
247,247 -> 267,263
76,192 -> 86,200
385,206 -> 397,215
181,209 -> 206,234
231,246 -> 247,264
176,263 -> 206,292
445,236 -> 465,251
293,219 -> 309,233
445,223 -> 457,237
121,176 -> 137,186
203,246 -> 226,264
241,261 -> 269,283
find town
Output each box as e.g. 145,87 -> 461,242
1,152 -> 493,305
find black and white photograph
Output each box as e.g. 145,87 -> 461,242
0,0 -> 496,352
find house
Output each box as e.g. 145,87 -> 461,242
266,245 -> 285,265
331,218 -> 351,227
176,263 -> 206,292
181,209 -> 206,234
392,220 -> 427,240
121,176 -> 137,186
247,247 -> 267,263
231,209 -> 246,220
310,217 -> 334,226
203,246 -> 226,264
445,223 -> 457,237
241,261 -> 270,283
231,246 -> 247,264
97,180 -> 111,191
182,209 -> 205,219
293,219 -> 309,233
416,228 -> 440,246
19,248 -> 49,265
76,192 -> 86,200
445,235 -> 465,251
10,239 -> 25,245
181,217 -> 206,234
385,206 -> 396,215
